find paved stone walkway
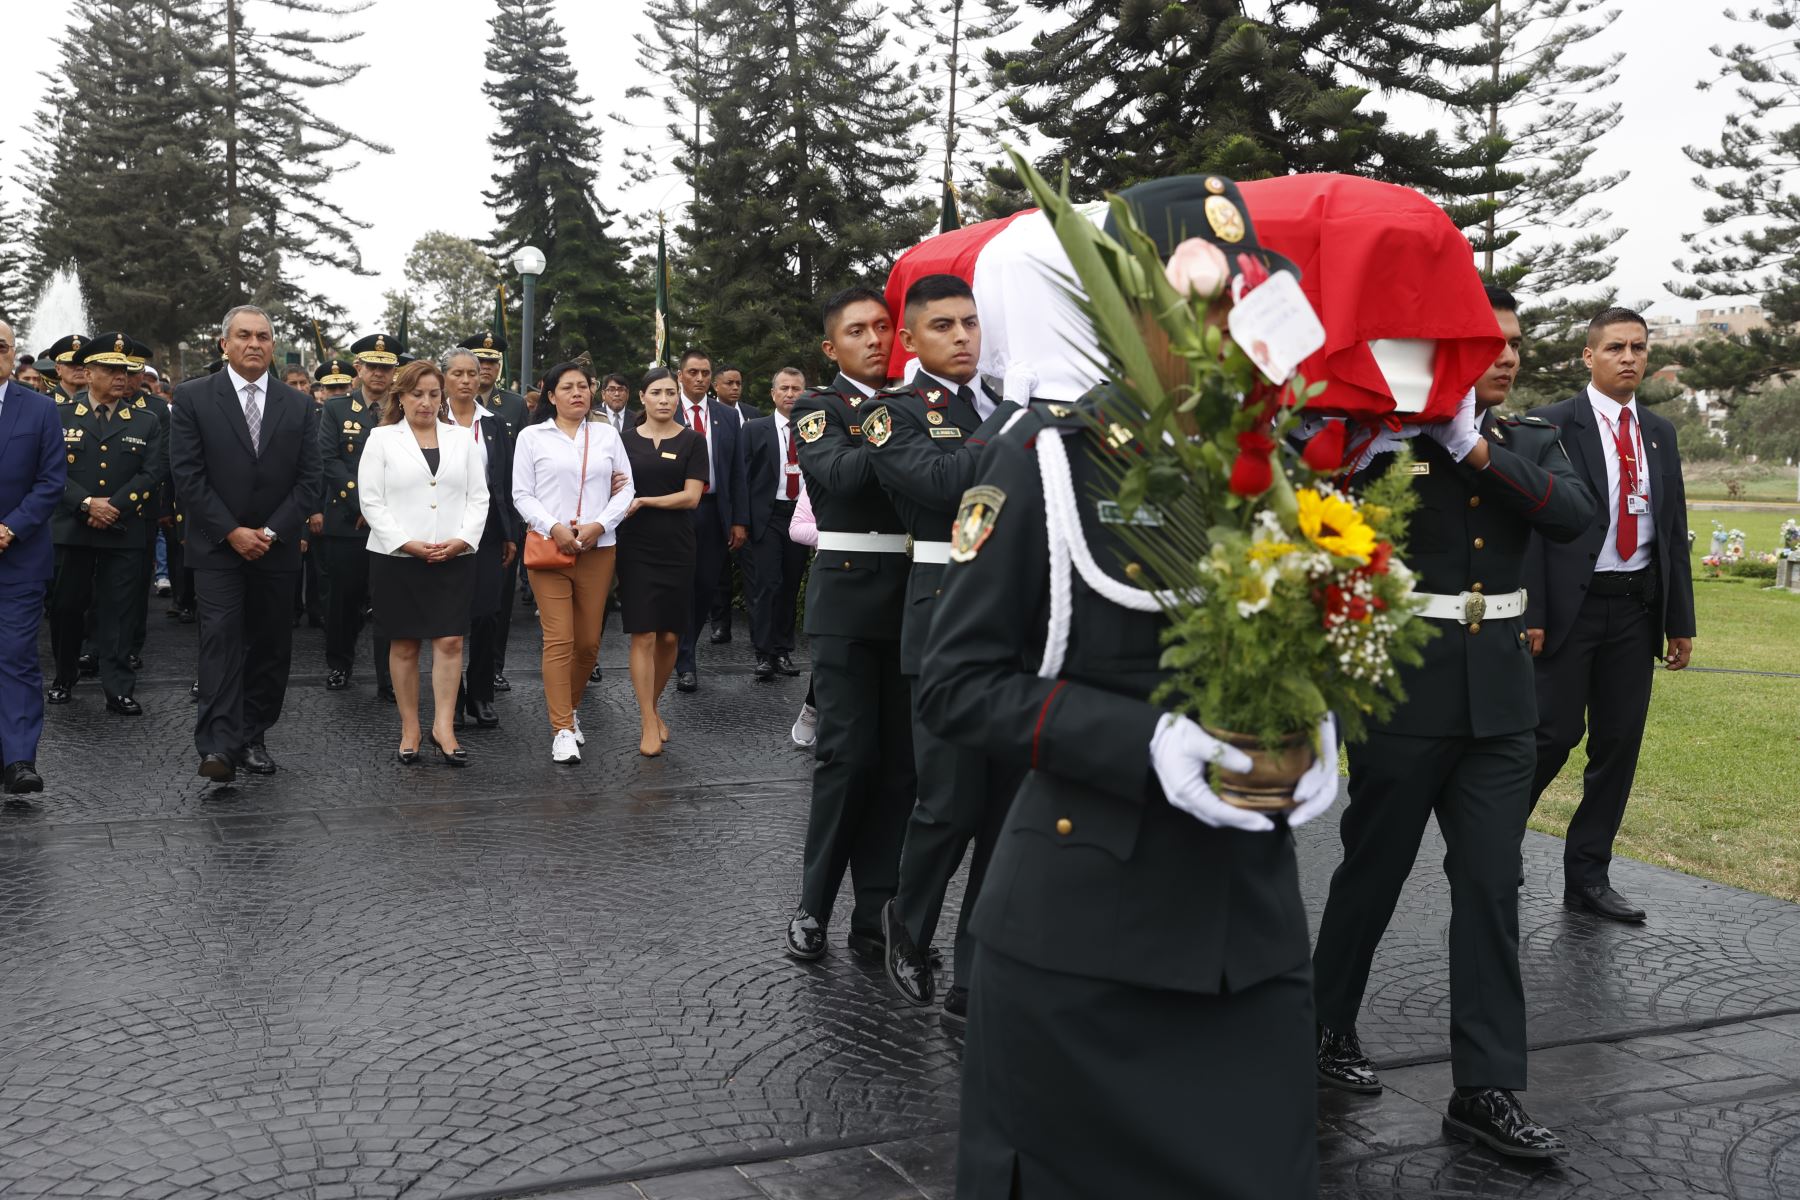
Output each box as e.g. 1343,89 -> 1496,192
3,611 -> 1798,1197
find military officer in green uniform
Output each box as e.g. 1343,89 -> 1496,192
916,175 -> 1338,1199
783,286 -> 918,965
462,331 -> 527,690
318,333 -> 395,696
314,357 -> 354,401
862,274 -> 1021,1028
39,334 -> 90,406
123,341 -> 169,668
1311,284 -> 1597,1159
46,333 -> 164,714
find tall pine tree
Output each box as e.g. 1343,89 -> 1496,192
994,0 -> 1502,198
898,0 -> 1020,231
633,0 -> 932,382
485,0 -> 643,373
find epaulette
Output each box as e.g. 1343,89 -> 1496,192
879,381 -> 912,395
1029,399 -> 1091,427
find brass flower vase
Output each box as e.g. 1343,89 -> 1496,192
1204,726 -> 1314,813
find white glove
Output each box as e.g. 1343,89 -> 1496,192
1421,388 -> 1480,462
1286,713 -> 1340,829
1350,425 -> 1420,473
1150,714 -> 1273,833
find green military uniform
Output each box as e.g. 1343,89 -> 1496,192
1312,412 -> 1596,1090
463,328 -> 528,684
476,385 -> 528,435
48,335 -> 164,708
863,371 -> 1021,998
125,360 -> 171,661
787,371 -> 917,951
318,383 -> 388,689
916,399 -> 1318,1198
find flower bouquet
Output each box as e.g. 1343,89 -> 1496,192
1010,152 -> 1436,811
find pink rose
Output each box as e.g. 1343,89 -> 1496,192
1164,237 -> 1229,300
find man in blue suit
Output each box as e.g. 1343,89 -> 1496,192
673,348 -> 749,693
0,320 -> 69,793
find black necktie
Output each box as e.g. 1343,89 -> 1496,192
957,385 -> 975,408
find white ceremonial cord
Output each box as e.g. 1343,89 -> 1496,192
1034,425 -> 1200,678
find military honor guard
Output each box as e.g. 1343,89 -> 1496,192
462,331 -> 527,690
47,334 -> 164,714
319,334 -> 397,697
862,274 -> 1022,1028
915,177 -> 1334,1199
1310,285 -> 1597,1158
783,287 -> 918,965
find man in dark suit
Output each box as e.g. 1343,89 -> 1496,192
597,373 -> 638,433
169,305 -> 322,783
742,367 -> 810,681
708,363 -> 762,644
1524,307 -> 1696,923
673,348 -> 749,692
0,320 -> 67,794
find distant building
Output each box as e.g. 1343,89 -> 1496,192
1649,304 -> 1769,347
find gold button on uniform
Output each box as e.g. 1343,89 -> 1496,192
842,561 -> 852,569
1055,818 -> 1073,836
429,480 -> 436,487
1468,496 -> 1480,508
1468,622 -> 1482,635
1471,582 -> 1484,593
1473,537 -> 1485,549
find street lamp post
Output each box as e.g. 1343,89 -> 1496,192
511,245 -> 547,395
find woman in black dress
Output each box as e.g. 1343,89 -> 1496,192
616,367 -> 707,757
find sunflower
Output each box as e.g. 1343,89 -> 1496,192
1297,489 -> 1377,563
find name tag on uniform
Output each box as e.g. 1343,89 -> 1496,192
661,451 -> 678,460
1407,461 -> 1430,475
123,436 -> 146,447
929,427 -> 963,439
1626,494 -> 1649,515
1095,500 -> 1164,526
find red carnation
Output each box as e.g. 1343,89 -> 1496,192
1229,429 -> 1276,497
1365,542 -> 1393,575
1302,420 -> 1348,472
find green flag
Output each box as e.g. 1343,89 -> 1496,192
939,178 -> 963,234
396,300 -> 410,355
652,216 -> 670,368
492,283 -> 508,385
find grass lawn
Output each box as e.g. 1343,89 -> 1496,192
1683,459 -> 1800,505
1527,502 -> 1800,901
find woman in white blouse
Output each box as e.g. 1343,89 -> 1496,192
512,362 -> 635,764
357,360 -> 489,766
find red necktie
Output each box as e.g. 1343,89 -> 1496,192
1613,408 -> 1638,560
691,403 -> 711,493
784,420 -> 799,498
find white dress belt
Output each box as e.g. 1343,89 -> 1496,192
1414,588 -> 1526,624
908,540 -> 953,564
816,531 -> 910,555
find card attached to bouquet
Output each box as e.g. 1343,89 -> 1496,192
1228,272 -> 1327,385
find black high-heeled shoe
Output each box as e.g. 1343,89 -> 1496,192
397,745 -> 420,765
428,734 -> 469,767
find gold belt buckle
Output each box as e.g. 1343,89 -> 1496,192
1463,592 -> 1487,624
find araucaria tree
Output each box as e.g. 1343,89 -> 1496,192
635,0 -> 932,382
485,0 -> 643,374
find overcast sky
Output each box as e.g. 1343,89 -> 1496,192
0,0 -> 1755,340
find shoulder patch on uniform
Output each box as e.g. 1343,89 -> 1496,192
863,404 -> 893,447
951,485 -> 1006,563
796,410 -> 827,443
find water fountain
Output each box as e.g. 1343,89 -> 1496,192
20,263 -> 91,357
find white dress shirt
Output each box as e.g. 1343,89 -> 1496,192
600,403 -> 632,432
449,402 -> 499,469
682,394 -> 716,491
1587,383 -> 1653,572
917,369 -> 998,420
512,417 -> 635,547
225,364 -> 268,445
356,422 -> 489,556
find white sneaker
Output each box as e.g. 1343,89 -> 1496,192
790,703 -> 818,749
571,712 -> 585,746
552,728 -> 581,764
153,576 -> 171,596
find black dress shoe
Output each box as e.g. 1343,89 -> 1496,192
1317,1025 -> 1382,1093
784,907 -> 827,961
376,684 -> 396,702
2,761 -> 43,794
754,656 -> 776,681
239,743 -> 276,775
775,653 -> 801,677
709,628 -> 731,644
1564,884 -> 1646,923
466,699 -> 500,728
492,673 -> 511,693
325,670 -> 349,691
846,927 -> 885,964
589,663 -> 603,682
104,694 -> 143,716
198,753 -> 236,784
1444,1088 -> 1565,1159
880,900 -> 934,1006
189,680 -> 199,701
178,607 -> 195,624
940,985 -> 969,1032
46,682 -> 74,705
675,671 -> 698,693
428,734 -> 469,768
78,653 -> 97,677
126,654 -> 142,672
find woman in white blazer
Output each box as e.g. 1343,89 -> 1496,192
357,359 -> 489,767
